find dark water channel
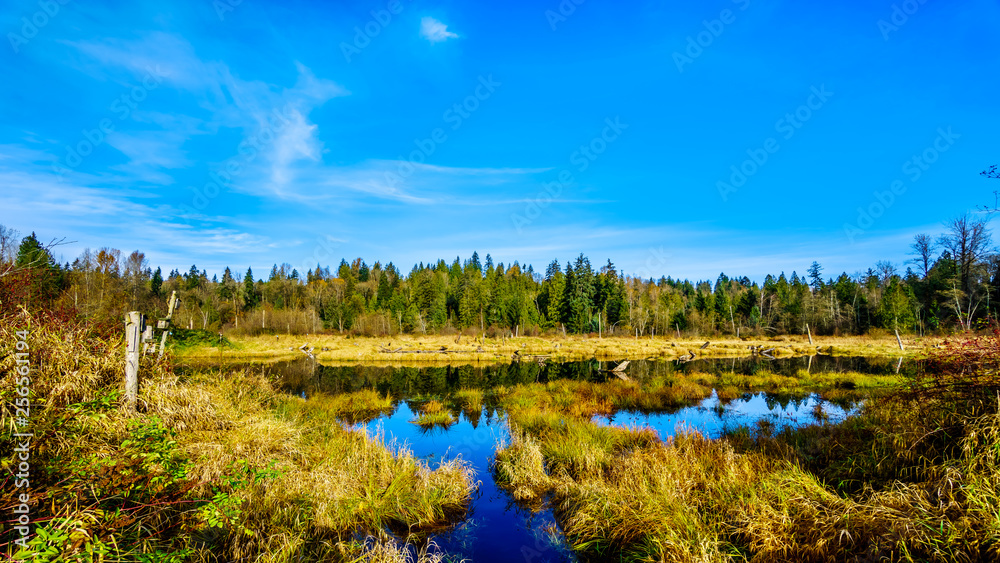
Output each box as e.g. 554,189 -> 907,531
192,355 -> 920,562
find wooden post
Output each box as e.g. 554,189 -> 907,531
157,291 -> 179,360
806,324 -> 814,345
125,312 -> 143,409
141,325 -> 154,354
895,329 -> 904,351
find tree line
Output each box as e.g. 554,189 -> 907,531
1,212 -> 996,338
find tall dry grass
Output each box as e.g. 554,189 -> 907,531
488,344 -> 1000,562
0,307 -> 476,562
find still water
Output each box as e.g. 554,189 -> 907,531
187,355 -> 913,562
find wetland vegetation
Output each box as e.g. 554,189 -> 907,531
4,222 -> 1000,561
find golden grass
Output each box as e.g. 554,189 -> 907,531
487,363 -> 998,561
0,309 -> 477,562
296,388 -> 396,424
178,333 -> 944,365
411,400 -> 457,429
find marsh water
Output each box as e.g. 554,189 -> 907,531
185,355 -> 919,562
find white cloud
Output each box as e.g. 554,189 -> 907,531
63,33 -> 347,188
420,17 -> 459,43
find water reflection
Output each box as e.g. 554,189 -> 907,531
257,355 -> 920,399
178,355 -> 909,563
595,390 -> 856,440
360,403 -> 577,563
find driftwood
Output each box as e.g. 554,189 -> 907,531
379,347 -> 464,354
513,352 -> 551,361
748,345 -> 777,360
700,341 -> 711,349
298,344 -> 316,359
597,360 -> 631,379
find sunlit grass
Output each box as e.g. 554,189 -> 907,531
177,332 -> 942,365
0,309 -> 477,562
410,400 -> 457,429
287,388 -> 396,424
486,357 -> 998,561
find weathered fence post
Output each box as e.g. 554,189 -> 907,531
894,329 -> 904,351
157,291 -> 179,360
141,325 -> 154,354
806,324 -> 814,346
125,311 -> 143,409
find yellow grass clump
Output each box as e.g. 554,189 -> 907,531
0,308 -> 477,562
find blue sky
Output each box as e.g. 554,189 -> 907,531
2,0 -> 998,282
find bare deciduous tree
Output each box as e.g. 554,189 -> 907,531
875,260 -> 897,285
938,214 -> 992,295
907,234 -> 936,279
0,225 -> 20,275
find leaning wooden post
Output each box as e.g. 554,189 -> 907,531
157,291 -> 179,360
125,311 -> 143,409
894,328 -> 904,351
806,324 -> 814,345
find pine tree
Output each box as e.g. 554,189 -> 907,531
808,262 -> 824,290
185,265 -> 201,290
150,267 -> 163,297
15,232 -> 61,300
243,267 -> 258,308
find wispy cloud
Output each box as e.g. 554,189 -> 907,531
63,33 -> 347,190
420,17 -> 459,43
232,158 -> 550,205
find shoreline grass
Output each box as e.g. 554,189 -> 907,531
0,309 -> 477,562
410,400 -> 457,429
488,360 -> 1000,562
176,333 -> 944,365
